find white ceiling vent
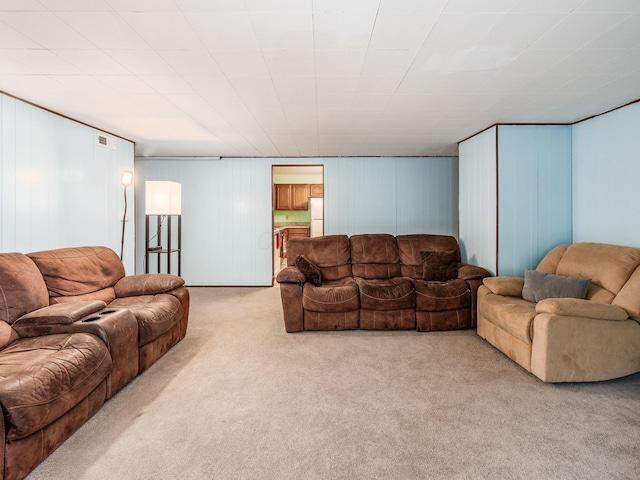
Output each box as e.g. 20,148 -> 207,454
96,133 -> 116,150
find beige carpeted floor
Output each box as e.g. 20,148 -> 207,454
29,286 -> 640,480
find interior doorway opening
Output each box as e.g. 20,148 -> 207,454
272,165 -> 324,281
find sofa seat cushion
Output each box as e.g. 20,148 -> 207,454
355,277 -> 415,310
302,278 -> 359,313
0,333 -> 111,441
414,278 -> 471,311
110,294 -> 182,346
480,294 -> 537,345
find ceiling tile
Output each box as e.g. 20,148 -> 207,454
54,49 -> 131,75
313,0 -> 380,13
40,0 -> 111,10
0,22 -> 42,48
56,11 -> 148,49
263,51 -> 315,76
313,11 -> 377,50
173,0 -> 246,12
0,11 -> 94,48
585,12 -> 640,48
244,0 -> 312,12
185,12 -> 257,50
140,75 -> 195,94
229,76 -> 281,108
2,49 -> 81,74
183,75 -> 236,95
532,12 -> 630,49
574,0 -> 640,12
158,50 -> 224,77
378,0 -> 448,12
0,1 -> 44,11
94,75 -> 157,94
477,13 -> 566,49
106,50 -> 174,75
315,50 -> 366,76
444,0 -> 514,13
497,49 -> 572,76
249,12 -> 313,51
107,0 -> 180,11
209,50 -> 270,77
422,12 -> 503,50
356,76 -> 402,95
370,12 -> 439,50
510,0 -> 583,13
360,50 -> 417,76
119,12 -> 204,50
315,76 -> 359,95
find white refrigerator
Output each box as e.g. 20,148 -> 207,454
309,198 -> 324,237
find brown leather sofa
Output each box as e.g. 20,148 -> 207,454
276,234 -> 491,333
0,246 -> 189,480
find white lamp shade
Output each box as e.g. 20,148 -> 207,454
145,181 -> 182,215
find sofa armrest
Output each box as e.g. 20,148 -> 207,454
458,264 -> 492,280
114,274 -> 185,297
536,298 -> 629,321
13,300 -> 106,327
482,277 -> 524,297
276,266 -> 305,284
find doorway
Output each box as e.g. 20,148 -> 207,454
272,165 -> 324,280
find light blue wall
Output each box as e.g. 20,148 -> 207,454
572,102 -> 640,248
498,125 -> 572,275
0,93 -> 135,272
136,156 -> 458,285
459,127 -> 498,274
459,125 -> 572,276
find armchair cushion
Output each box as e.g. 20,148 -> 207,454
13,301 -> 106,327
420,250 -> 458,281
276,266 -> 305,284
302,278 -> 359,313
356,277 -> 415,310
522,269 -> 590,303
295,255 -> 322,286
536,298 -> 629,321
457,264 -> 492,280
483,277 -> 524,297
114,274 -> 185,297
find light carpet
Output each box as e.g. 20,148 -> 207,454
29,286 -> 640,480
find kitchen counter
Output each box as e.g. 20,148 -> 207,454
274,222 -> 310,231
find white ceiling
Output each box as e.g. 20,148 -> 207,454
1,0 -> 639,158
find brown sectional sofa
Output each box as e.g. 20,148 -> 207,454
0,246 -> 189,480
276,233 -> 491,333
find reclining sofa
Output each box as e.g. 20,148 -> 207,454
276,234 -> 491,333
0,246 -> 189,480
477,242 -> 640,382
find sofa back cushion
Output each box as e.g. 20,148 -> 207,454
350,234 -> 401,279
553,243 -> 640,302
397,234 -> 461,279
28,246 -> 125,298
0,253 -> 49,326
287,235 -> 351,281
613,265 -> 640,320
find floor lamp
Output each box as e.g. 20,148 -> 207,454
120,170 -> 133,260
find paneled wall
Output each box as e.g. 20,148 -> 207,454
136,156 -> 458,285
459,127 -> 497,273
0,93 -> 135,272
572,102 -> 640,247
459,125 -> 572,276
498,126 -> 572,275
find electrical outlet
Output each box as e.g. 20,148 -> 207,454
286,215 -> 289,220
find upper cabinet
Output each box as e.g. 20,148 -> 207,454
275,184 -> 311,210
292,184 -> 309,210
275,184 -> 293,210
309,184 -> 323,198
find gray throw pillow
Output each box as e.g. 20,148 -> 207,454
522,269 -> 591,303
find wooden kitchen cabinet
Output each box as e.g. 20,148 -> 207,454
275,184 -> 310,210
275,184 -> 293,210
292,184 -> 309,210
309,184 -> 323,197
286,227 -> 310,240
